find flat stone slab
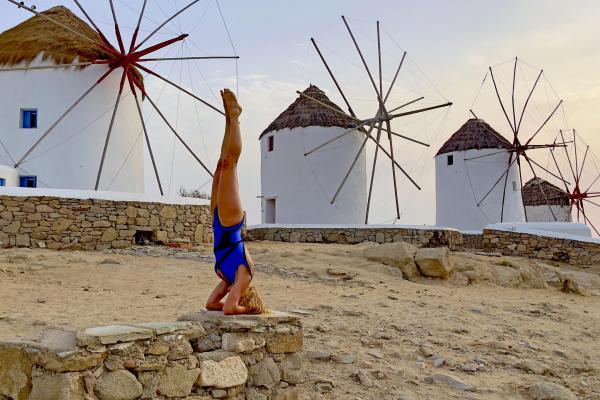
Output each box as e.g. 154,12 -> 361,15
126,321 -> 196,335
77,325 -> 154,346
178,310 -> 300,328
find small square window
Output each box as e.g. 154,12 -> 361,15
512,181 -> 517,191
20,109 -> 38,129
447,154 -> 454,166
0,178 -> 5,187
267,136 -> 274,152
19,176 -> 37,188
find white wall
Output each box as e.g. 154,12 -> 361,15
436,148 -> 525,231
525,205 -> 572,223
260,126 -> 367,224
0,165 -> 19,187
0,57 -> 144,192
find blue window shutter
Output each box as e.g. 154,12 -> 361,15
0,178 -> 5,187
19,176 -> 37,188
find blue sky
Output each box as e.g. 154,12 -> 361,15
2,1 -> 600,225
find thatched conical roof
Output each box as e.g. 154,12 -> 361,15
260,85 -> 356,139
0,5 -> 112,67
436,118 -> 511,156
522,177 -> 569,207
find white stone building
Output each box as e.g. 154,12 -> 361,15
435,118 -> 526,231
0,6 -> 143,192
259,85 -> 367,224
522,177 -> 572,222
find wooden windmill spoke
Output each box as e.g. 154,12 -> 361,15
135,62 -> 224,115
573,129 -> 580,184
376,21 -> 384,102
464,150 -> 511,161
584,174 -> 600,194
331,123 -> 374,205
579,145 -> 590,184
310,38 -> 357,117
15,68 -> 115,167
138,56 -> 239,62
584,199 -> 600,207
559,130 -> 578,184
108,0 -> 126,53
580,203 -> 600,236
477,155 -> 519,207
342,16 -> 384,105
134,0 -> 202,51
380,126 -> 429,147
365,122 -> 383,223
511,58 -> 517,135
304,120 -> 371,157
525,155 -> 569,184
524,99 -> 563,146
127,72 -> 163,195
129,0 -> 148,52
549,149 -> 571,193
384,51 -> 406,104
516,69 -> 543,133
500,153 -> 515,222
144,92 -> 213,177
73,0 -> 115,50
388,102 -> 452,120
523,155 -> 558,221
296,91 -> 359,122
364,129 -> 421,190
386,119 -> 401,219
95,68 -> 128,190
489,66 -> 515,134
388,96 -> 424,113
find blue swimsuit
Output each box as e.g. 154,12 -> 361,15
213,208 -> 251,285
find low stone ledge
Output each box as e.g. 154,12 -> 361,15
0,311 -> 303,400
245,225 -> 464,250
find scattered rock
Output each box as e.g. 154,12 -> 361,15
363,242 -> 421,281
332,353 -> 355,364
415,247 -> 452,278
356,369 -> 372,387
432,356 -> 445,367
314,379 -> 334,393
514,360 -> 549,375
99,258 -> 121,265
367,349 -> 384,359
526,382 -> 576,400
424,373 -> 476,392
460,362 -> 479,373
304,350 -> 331,361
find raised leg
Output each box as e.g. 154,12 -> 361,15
216,89 -> 244,227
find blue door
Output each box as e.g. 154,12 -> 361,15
19,176 -> 37,188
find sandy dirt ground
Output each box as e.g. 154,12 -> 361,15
1,242 -> 599,399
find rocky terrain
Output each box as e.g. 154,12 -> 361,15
1,241 -> 599,399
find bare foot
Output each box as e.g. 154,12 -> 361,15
221,88 -> 242,118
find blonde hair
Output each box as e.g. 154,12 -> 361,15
239,285 -> 266,314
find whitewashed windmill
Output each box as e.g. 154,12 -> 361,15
0,2 -> 237,193
260,85 -> 367,224
435,118 -> 525,231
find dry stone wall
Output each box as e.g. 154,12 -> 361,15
0,311 -> 303,400
0,195 -> 212,250
246,226 -> 464,251
482,229 -> 600,265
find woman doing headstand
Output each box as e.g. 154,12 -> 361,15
205,89 -> 264,315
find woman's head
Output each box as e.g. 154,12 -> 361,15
239,285 -> 266,314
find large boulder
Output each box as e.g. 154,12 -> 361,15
0,346 -> 33,400
414,247 -> 452,278
29,370 -> 84,400
363,242 -> 420,281
527,382 -> 577,400
196,356 -> 247,388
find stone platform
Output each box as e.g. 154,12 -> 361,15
0,311 -> 303,400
